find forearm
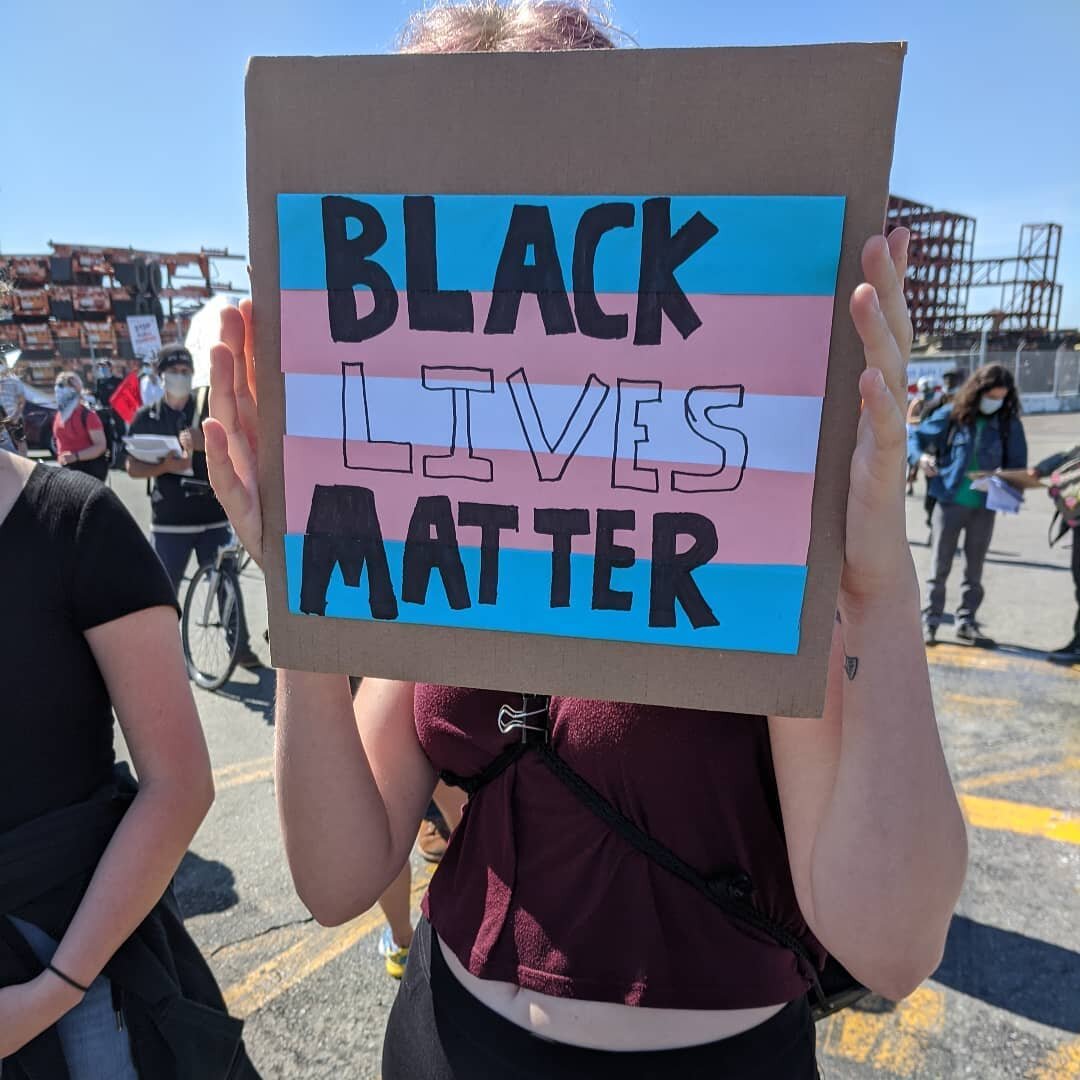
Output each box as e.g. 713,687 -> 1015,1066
809,562 -> 967,997
50,779 -> 211,988
275,670 -> 427,924
78,444 -> 107,462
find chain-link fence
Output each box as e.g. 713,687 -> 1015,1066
911,349 -> 1080,411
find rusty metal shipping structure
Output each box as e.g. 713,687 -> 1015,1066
0,243 -> 244,387
887,196 -> 1063,338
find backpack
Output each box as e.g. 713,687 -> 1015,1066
65,405 -> 110,481
440,695 -> 868,1023
1047,456 -> 1080,545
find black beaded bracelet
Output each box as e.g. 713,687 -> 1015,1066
47,963 -> 91,994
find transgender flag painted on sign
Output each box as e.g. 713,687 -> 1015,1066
277,192 -> 845,655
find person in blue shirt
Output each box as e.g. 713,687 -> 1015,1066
909,364 -> 1027,647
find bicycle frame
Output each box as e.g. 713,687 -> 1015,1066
193,535 -> 246,631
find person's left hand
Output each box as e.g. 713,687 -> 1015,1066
57,451 -> 76,467
841,230 -> 915,608
0,975 -> 82,1058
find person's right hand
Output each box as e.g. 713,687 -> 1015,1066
919,453 -> 939,478
204,299 -> 262,566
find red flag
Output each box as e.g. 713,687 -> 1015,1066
109,371 -> 142,425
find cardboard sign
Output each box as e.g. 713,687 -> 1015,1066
247,46 -> 905,716
126,314 -> 162,359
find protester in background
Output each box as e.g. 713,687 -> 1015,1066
1030,444 -> 1080,661
347,679 -> 465,980
92,359 -> 126,469
375,793 -> 463,981
906,376 -> 940,494
0,366 -> 27,455
126,344 -> 259,668
0,404 -> 16,455
0,446 -> 259,1077
206,9 -> 966,1079
138,361 -> 164,409
940,367 -> 964,402
52,373 -> 109,483
911,363 -> 1028,647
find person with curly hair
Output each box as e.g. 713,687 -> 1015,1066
910,363 -> 1028,646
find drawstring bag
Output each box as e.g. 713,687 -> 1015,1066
1047,456 -> 1080,545
441,695 -> 868,1023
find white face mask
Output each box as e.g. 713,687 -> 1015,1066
55,385 -> 80,420
163,372 -> 193,398
979,396 -> 1005,416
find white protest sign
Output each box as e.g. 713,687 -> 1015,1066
127,315 -> 162,359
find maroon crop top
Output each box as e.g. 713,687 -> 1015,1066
415,685 -> 826,1010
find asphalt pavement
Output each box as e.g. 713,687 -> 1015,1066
106,411 -> 1079,1080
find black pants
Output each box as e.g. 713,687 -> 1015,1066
64,457 -> 109,483
1070,528 -> 1080,639
382,918 -> 819,1080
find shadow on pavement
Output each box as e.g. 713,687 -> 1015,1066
210,666 -> 276,724
992,642 -> 1069,665
934,915 -> 1080,1032
984,556 -> 1071,572
174,850 -> 240,918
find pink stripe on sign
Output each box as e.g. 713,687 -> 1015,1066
280,291 -> 835,398
283,435 -> 814,566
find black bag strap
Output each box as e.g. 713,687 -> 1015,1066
440,694 -> 825,1005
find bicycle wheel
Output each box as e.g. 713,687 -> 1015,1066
182,563 -> 242,691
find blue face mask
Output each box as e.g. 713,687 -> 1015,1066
979,396 -> 1005,416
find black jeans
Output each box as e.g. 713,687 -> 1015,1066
924,503 -> 996,626
1069,527 -> 1080,640
382,918 -> 819,1080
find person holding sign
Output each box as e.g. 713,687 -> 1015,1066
207,6 -> 966,1078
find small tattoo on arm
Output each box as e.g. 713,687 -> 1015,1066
835,610 -> 859,681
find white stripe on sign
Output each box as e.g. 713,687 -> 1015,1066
283,373 -> 823,475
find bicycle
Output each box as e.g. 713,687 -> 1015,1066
181,521 -> 254,691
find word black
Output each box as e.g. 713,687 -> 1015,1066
322,195 -> 719,345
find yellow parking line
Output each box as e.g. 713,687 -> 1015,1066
224,865 -> 434,1018
943,692 -> 1019,709
212,756 -> 274,792
1029,1038 -> 1080,1080
960,757 -> 1080,793
820,986 -> 945,1076
928,643 -> 1080,679
213,756 -> 273,780
926,645 -> 1011,672
216,766 -> 274,792
959,794 -> 1080,846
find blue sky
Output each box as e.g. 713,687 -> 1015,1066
3,0 -> 1077,327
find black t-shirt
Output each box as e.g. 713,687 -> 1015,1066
0,466 -> 177,833
127,395 -> 228,529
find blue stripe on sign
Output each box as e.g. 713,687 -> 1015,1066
283,534 -> 806,655
278,194 -> 845,296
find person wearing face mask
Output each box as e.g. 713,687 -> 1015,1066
909,363 -> 1028,647
92,359 -> 125,468
126,345 -> 261,669
52,373 -> 109,483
